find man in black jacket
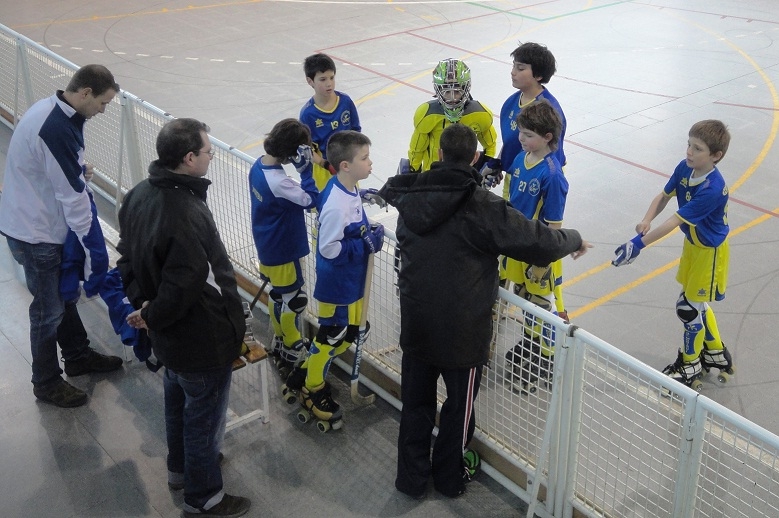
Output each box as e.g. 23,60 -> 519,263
117,118 -> 250,518
379,123 -> 590,499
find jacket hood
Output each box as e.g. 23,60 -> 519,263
379,162 -> 479,235
148,160 -> 211,202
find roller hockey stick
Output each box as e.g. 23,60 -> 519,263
351,253 -> 376,406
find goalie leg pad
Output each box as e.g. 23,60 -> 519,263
315,325 -> 348,349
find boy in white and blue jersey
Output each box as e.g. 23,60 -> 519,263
300,53 -> 362,191
291,130 -> 383,426
249,119 -> 318,377
502,100 -> 568,394
613,120 -> 733,390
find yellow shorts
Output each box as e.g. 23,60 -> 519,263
503,258 -> 563,297
259,260 -> 304,293
312,162 -> 332,192
317,299 -> 364,327
676,239 -> 729,302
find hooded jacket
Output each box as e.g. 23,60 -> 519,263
117,161 -> 244,372
378,161 -> 582,369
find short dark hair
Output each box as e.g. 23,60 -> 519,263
326,131 -> 371,171
689,120 -> 731,163
516,100 -> 562,151
440,124 -> 477,164
264,119 -> 312,159
65,64 -> 120,96
304,53 -> 336,80
156,118 -> 210,170
510,42 -> 557,84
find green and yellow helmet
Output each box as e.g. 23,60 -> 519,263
432,58 -> 471,122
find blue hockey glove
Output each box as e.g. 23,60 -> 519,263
359,188 -> 387,208
612,234 -> 646,266
397,158 -> 418,175
479,158 -> 503,189
362,223 -> 385,254
290,145 -> 313,174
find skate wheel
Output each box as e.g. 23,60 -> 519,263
297,409 -> 311,424
316,420 -> 331,433
282,388 -> 297,405
726,366 -> 736,375
717,371 -> 730,384
521,383 -> 537,395
690,379 -> 703,392
331,419 -> 343,430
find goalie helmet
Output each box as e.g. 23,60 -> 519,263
432,58 -> 471,122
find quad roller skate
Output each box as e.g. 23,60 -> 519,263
700,345 -> 735,383
505,337 -> 553,395
661,352 -> 703,392
280,365 -> 307,405
297,382 -> 343,433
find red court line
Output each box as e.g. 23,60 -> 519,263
568,140 -> 778,218
325,55 -> 430,94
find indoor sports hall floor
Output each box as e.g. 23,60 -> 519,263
2,0 -> 779,516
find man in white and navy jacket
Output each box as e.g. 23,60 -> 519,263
0,64 -> 123,408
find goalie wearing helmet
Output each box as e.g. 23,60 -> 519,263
407,58 -> 497,173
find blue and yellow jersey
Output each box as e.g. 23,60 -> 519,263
314,177 -> 370,305
408,99 -> 497,172
499,89 -> 567,171
506,151 -> 568,225
249,158 -> 317,266
664,160 -> 729,248
299,91 -> 361,160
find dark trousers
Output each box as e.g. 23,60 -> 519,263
6,236 -> 90,387
395,352 -> 482,497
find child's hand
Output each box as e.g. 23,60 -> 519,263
612,235 -> 645,266
635,221 -> 651,235
362,223 -> 384,254
291,145 -> 313,173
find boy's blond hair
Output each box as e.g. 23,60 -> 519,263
689,120 -> 730,163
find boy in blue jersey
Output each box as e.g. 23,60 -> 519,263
613,120 -> 733,390
249,119 -> 318,378
288,130 -> 383,428
503,100 -> 568,394
300,53 -> 362,191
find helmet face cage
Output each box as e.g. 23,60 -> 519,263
432,59 -> 471,122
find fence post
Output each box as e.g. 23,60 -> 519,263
14,37 -> 34,125
671,396 -> 705,518
119,94 -> 145,192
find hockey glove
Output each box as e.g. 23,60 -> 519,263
525,264 -> 553,290
362,223 -> 385,254
397,158 -> 418,175
359,188 -> 387,208
290,145 -> 313,174
480,158 -> 503,189
612,234 -> 645,266
321,160 -> 338,176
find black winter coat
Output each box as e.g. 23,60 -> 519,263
117,162 -> 244,372
378,161 -> 582,369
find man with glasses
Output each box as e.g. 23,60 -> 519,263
117,118 -> 251,518
0,64 -> 123,408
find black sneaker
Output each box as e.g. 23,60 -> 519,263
64,348 -> 123,377
183,494 -> 251,517
33,379 -> 88,408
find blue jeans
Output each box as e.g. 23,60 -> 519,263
6,236 -> 90,387
164,365 -> 232,511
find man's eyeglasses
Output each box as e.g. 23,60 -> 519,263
205,149 -> 216,158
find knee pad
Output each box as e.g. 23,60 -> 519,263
269,289 -> 283,305
515,283 -> 552,312
676,294 -> 703,324
282,288 -> 308,315
315,325 -> 348,348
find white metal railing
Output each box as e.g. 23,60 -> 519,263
3,23 -> 778,518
